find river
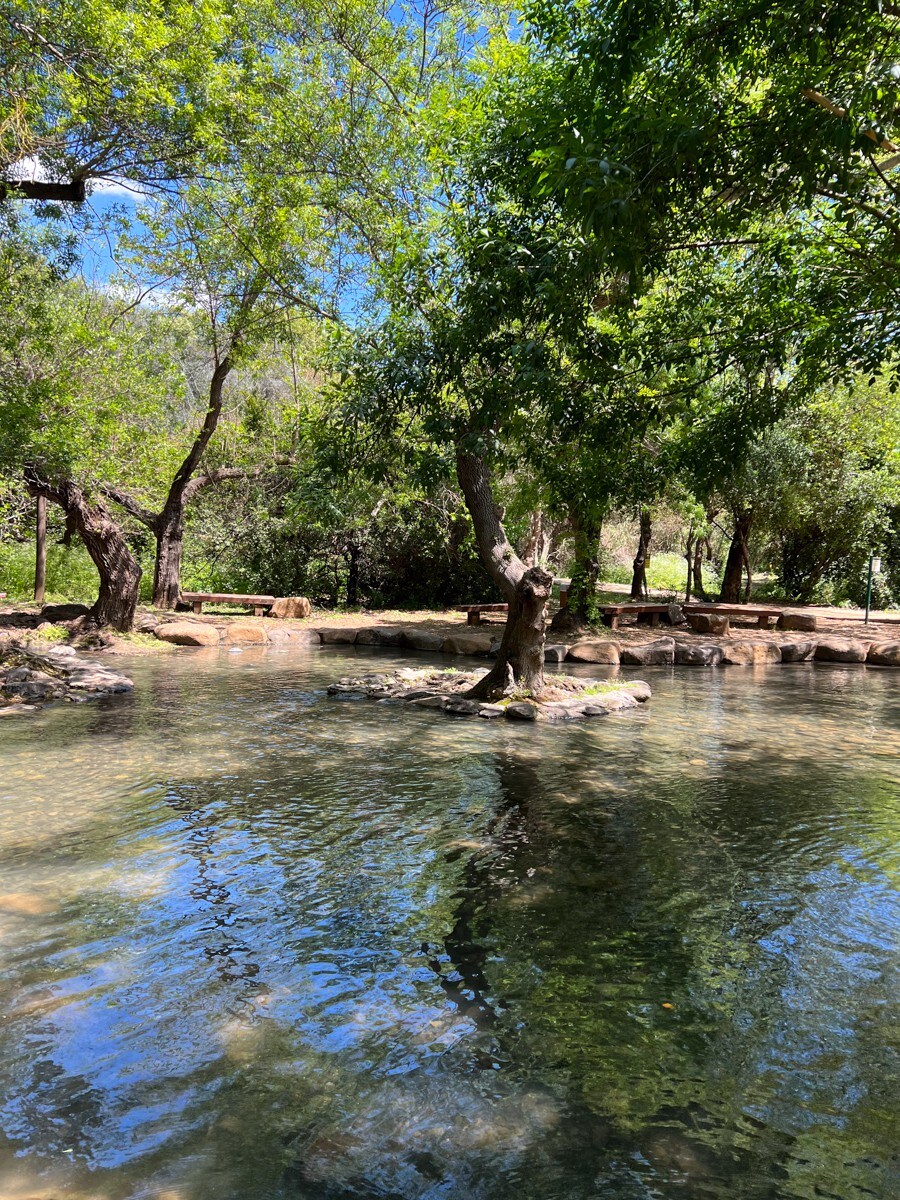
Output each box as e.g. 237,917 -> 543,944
0,646 -> 897,1200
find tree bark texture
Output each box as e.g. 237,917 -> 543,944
456,450 -> 552,699
630,508 -> 652,599
566,510 -> 603,622
34,494 -> 47,605
720,509 -> 754,603
25,469 -> 141,630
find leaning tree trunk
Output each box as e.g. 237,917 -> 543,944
456,450 -> 553,700
630,508 -> 652,599
25,469 -> 141,631
720,509 -> 753,603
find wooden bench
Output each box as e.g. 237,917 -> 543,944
684,603 -> 782,629
598,603 -> 674,630
458,603 -> 509,626
181,592 -> 276,617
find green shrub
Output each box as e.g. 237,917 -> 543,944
0,541 -> 99,602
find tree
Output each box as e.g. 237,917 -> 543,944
519,0 -> 900,380
0,0 -> 281,201
0,228 -> 180,627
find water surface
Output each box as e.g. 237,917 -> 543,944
0,647 -> 897,1200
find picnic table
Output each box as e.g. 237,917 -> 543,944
458,603 -> 508,626
181,591 -> 276,617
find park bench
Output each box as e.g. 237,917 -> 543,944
181,591 -> 276,617
597,602 -> 674,630
683,602 -> 782,630
458,603 -> 509,626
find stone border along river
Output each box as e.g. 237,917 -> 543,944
148,617 -> 900,667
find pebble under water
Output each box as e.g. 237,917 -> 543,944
0,645 -> 897,1200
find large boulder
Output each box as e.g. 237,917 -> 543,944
39,602 -> 90,623
779,639 -> 818,663
686,612 -> 730,636
266,627 -> 322,645
156,621 -> 221,647
401,629 -> 446,652
722,641 -> 781,665
620,638 -> 675,666
814,638 -> 869,664
270,596 -> 312,619
567,640 -> 620,664
356,626 -> 406,647
675,643 -> 724,666
777,611 -> 818,632
866,641 -> 900,667
223,623 -> 268,645
319,627 -> 360,644
441,634 -> 494,657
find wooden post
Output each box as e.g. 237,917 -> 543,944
34,494 -> 47,605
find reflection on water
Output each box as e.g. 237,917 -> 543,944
0,646 -> 897,1200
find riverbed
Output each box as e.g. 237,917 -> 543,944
0,646 -> 897,1199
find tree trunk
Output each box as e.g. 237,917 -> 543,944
630,508 -> 652,599
691,538 -> 708,601
153,511 -> 184,610
720,510 -> 753,603
566,509 -> 603,623
684,523 -> 695,603
522,509 -> 543,567
25,470 -> 141,631
456,450 -> 552,700
34,494 -> 47,605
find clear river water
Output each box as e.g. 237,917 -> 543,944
0,646 -> 897,1200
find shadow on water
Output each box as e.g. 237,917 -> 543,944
0,648 -> 896,1199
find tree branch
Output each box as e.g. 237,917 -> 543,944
100,484 -> 160,530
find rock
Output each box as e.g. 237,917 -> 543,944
504,701 -> 538,721
666,603 -> 687,626
39,603 -> 90,623
675,643 -> 724,666
319,627 -> 360,644
46,645 -> 77,658
567,640 -> 620,664
266,627 -> 321,645
0,703 -> 40,716
223,624 -> 268,645
814,638 -> 869,664
410,695 -> 449,709
355,626 -> 406,647
686,612 -> 730,636
400,629 -> 446,652
444,699 -> 482,716
441,634 -> 494,657
478,703 -> 506,718
156,621 -> 221,647
622,680 -> 652,702
779,639 -> 818,663
133,611 -> 160,633
620,638 -> 675,666
777,611 -> 818,632
722,641 -> 782,665
270,596 -> 311,619
543,644 -> 568,663
543,702 -> 587,720
867,641 -> 900,666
